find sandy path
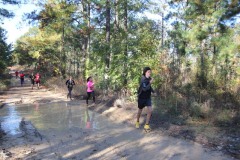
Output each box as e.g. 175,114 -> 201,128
0,78 -> 236,160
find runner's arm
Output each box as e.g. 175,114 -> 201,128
142,81 -> 151,91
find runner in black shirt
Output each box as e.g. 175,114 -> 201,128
136,67 -> 154,132
66,76 -> 75,100
29,73 -> 35,90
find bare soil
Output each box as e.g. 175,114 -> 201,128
0,77 -> 239,159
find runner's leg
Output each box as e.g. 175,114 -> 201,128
31,81 -> 34,89
135,108 -> 143,128
69,88 -> 72,99
86,92 -> 91,104
20,78 -> 23,86
137,109 -> 143,122
67,88 -> 70,99
146,106 -> 152,125
92,91 -> 95,103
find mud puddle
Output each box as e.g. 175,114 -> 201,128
0,105 -> 22,136
0,102 -> 112,137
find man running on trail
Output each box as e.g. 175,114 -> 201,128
19,72 -> 25,86
29,73 -> 35,90
136,67 -> 154,132
65,76 -> 75,100
86,77 -> 95,105
35,73 -> 41,89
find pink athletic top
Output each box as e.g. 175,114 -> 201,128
87,81 -> 94,92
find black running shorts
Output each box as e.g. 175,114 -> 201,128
138,98 -> 152,109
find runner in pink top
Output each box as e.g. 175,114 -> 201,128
35,73 -> 41,89
87,80 -> 94,92
86,77 -> 95,105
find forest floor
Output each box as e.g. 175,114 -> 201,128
0,73 -> 239,159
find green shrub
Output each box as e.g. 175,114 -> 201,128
189,102 -> 202,118
189,101 -> 213,119
0,79 -> 11,91
215,109 -> 233,127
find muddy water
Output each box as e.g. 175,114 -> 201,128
0,102 -> 110,136
0,105 -> 22,135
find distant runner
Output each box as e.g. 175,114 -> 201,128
65,76 -> 75,100
29,73 -> 35,90
19,72 -> 25,86
15,71 -> 18,79
136,67 -> 154,132
86,77 -> 95,105
35,73 -> 41,89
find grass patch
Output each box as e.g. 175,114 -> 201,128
214,109 -> 236,127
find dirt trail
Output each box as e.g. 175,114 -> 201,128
0,77 -> 236,160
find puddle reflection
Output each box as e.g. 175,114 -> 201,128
84,107 -> 96,130
0,102 -> 107,136
0,106 -> 22,135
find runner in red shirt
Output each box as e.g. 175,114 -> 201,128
19,72 -> 25,86
15,71 -> 18,79
35,73 -> 41,89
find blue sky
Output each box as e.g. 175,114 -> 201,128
1,3 -> 39,44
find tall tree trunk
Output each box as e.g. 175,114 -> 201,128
87,3 -> 90,54
106,0 -> 110,69
81,0 -> 90,79
104,0 -> 111,93
85,2 -> 91,77
114,0 -> 119,32
212,44 -> 217,77
123,0 -> 128,87
212,3 -> 217,79
224,54 -> 229,91
113,0 -> 119,61
199,40 -> 207,89
61,25 -> 66,78
161,12 -> 164,48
